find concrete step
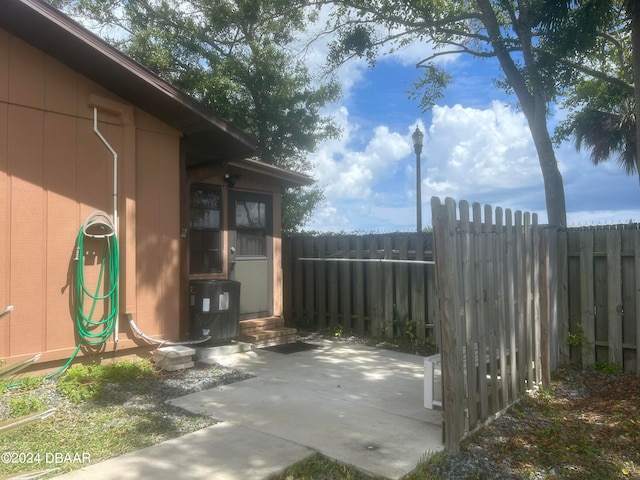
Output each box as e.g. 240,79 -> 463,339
240,327 -> 298,347
195,342 -> 255,366
239,317 -> 285,335
196,342 -> 253,359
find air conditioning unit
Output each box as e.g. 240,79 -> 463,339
189,280 -> 241,343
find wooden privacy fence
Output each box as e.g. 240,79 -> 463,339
430,197 -> 552,451
282,233 -> 439,341
281,198 -> 639,452
563,226 -> 640,373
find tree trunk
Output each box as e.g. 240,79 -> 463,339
476,0 -> 568,227
527,112 -> 568,227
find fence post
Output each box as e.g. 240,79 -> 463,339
315,237 -> 327,331
635,231 -> 640,376
483,204 -> 500,412
524,213 -> 534,389
339,236 -> 352,330
412,234 -> 426,340
397,236 -> 410,337
383,236 -> 394,338
579,231 -> 595,367
431,196 -> 463,452
532,215 -> 542,385
355,237 -> 365,334
293,238 -> 304,323
282,237 -> 292,322
505,209 -> 518,401
539,227 -> 557,389
328,237 -> 339,330
303,237 -> 315,328
557,229 -> 569,369
368,236 -> 382,336
495,207 -> 509,409
473,202 -> 489,422
459,201 -> 478,430
607,231 -> 623,366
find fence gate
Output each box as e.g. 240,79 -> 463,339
430,197 -> 553,451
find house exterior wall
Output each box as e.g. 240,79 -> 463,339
0,29 -> 182,364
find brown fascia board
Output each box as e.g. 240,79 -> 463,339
0,0 -> 258,160
228,158 -> 315,188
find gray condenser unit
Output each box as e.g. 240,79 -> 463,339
189,280 -> 241,343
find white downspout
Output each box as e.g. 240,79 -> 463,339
93,107 -> 119,344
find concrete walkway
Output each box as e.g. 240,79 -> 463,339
57,340 -> 443,480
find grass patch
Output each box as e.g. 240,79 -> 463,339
402,451 -> 450,480
0,375 -> 46,394
6,395 -> 48,417
271,451 -> 451,480
0,360 -> 213,478
269,452 -> 384,480
56,359 -> 157,403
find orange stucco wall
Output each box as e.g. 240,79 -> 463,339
0,30 -> 182,364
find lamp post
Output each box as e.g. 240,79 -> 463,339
412,126 -> 424,233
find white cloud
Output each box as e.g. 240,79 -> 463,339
308,101 -> 551,232
310,109 -> 412,200
423,102 -> 543,202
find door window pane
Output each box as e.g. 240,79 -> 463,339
236,200 -> 267,256
190,184 -> 222,273
189,230 -> 221,273
235,201 -> 266,229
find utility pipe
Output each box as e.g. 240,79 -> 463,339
298,257 -> 435,265
0,305 -> 13,320
93,107 -> 119,343
126,314 -> 211,346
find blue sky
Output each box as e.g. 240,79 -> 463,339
300,28 -> 639,233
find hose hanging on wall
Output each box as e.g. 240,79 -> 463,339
75,212 -> 119,345
44,213 -> 119,379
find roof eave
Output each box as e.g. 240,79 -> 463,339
0,0 -> 258,160
228,158 -> 315,188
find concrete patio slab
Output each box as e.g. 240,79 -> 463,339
57,422 -> 313,480
170,340 -> 443,479
55,340 -> 443,480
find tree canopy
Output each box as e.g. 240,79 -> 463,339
49,0 -> 341,233
323,0 -> 635,225
543,0 -> 638,182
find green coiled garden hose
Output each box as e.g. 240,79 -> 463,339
44,215 -> 119,379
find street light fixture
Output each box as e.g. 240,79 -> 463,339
412,126 -> 424,233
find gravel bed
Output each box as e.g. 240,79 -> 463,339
96,363 -> 255,434
100,363 -> 254,405
1,363 -> 254,436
